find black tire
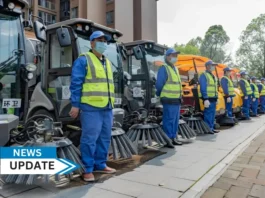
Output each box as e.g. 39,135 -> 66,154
32,109 -> 56,121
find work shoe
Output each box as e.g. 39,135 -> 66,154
164,143 -> 175,148
94,167 -> 116,174
213,130 -> 220,133
83,173 -> 95,182
171,138 -> 182,146
208,131 -> 215,135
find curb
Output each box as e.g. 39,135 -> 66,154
180,120 -> 265,198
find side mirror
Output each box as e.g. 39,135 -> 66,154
132,46 -> 143,60
23,21 -> 30,28
56,28 -> 71,47
33,21 -> 46,42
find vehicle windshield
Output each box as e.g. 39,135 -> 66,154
0,13 -> 24,115
76,33 -> 123,104
145,49 -> 165,79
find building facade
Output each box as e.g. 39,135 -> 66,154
24,0 -> 158,42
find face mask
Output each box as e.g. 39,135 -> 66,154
210,66 -> 215,71
170,57 -> 177,64
95,41 -> 107,54
227,72 -> 231,76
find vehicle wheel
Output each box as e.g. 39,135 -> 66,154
32,109 -> 56,121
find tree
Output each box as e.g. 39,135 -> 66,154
236,14 -> 265,77
200,25 -> 230,63
174,43 -> 201,55
187,37 -> 203,49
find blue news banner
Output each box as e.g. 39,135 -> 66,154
0,147 -> 80,175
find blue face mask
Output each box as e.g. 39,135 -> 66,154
170,57 -> 177,64
95,41 -> 107,54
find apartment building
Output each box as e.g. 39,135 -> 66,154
24,0 -> 158,42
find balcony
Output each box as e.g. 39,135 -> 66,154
38,0 -> 56,11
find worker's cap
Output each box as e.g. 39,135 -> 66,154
251,76 -> 257,80
261,78 -> 265,81
240,71 -> 247,76
223,67 -> 232,72
90,31 -> 111,41
165,48 -> 180,56
205,60 -> 218,67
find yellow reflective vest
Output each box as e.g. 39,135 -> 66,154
198,72 -> 218,98
250,83 -> 259,98
260,84 -> 265,96
80,52 -> 115,108
160,65 -> 182,99
221,76 -> 235,96
240,79 -> 252,96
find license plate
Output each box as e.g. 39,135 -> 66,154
114,98 -> 122,105
2,99 -> 21,108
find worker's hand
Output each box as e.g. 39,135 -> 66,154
227,97 -> 232,103
253,98 -> 256,102
204,100 -> 210,108
69,107 -> 79,119
244,96 -> 248,100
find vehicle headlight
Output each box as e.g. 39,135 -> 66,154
26,63 -> 37,72
8,2 -> 15,10
27,72 -> 34,80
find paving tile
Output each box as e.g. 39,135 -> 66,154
231,163 -> 261,170
95,178 -> 149,197
94,191 -> 133,198
213,181 -> 232,190
179,189 -> 198,198
0,184 -> 37,197
248,161 -> 264,167
235,157 -> 250,164
49,185 -> 104,198
249,184 -> 265,197
175,165 -> 209,181
222,170 -> 241,179
117,170 -> 169,186
161,177 -> 194,192
225,186 -> 250,198
137,185 -> 182,198
251,156 -> 265,163
228,166 -> 244,171
218,177 -> 253,189
162,160 -> 193,169
241,168 -> 260,179
8,188 -> 55,198
238,176 -> 265,186
201,187 -> 227,198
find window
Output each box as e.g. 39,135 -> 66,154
106,0 -> 113,2
38,0 -> 56,11
106,11 -> 114,25
50,34 -> 72,69
71,7 -> 78,18
38,11 -> 56,25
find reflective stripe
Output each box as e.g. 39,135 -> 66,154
162,90 -> 180,94
251,83 -> 259,98
221,76 -> 234,96
82,92 -> 115,97
198,72 -> 218,98
241,79 -> 252,95
84,53 -> 97,79
261,84 -> 265,96
85,78 -> 114,83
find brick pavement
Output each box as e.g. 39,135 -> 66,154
202,130 -> 265,198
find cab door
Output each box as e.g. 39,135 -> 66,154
44,30 -> 77,121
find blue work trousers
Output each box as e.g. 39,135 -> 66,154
260,96 -> 265,113
225,98 -> 233,117
242,96 -> 251,119
162,104 -> 181,139
80,109 -> 113,173
203,101 -> 217,131
251,98 -> 259,116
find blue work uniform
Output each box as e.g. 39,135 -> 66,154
70,52 -> 113,173
199,71 -> 217,131
220,77 -> 235,117
250,84 -> 259,116
156,65 -> 181,139
239,80 -> 252,119
258,84 -> 265,113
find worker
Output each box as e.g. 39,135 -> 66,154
220,67 -> 235,118
69,31 -> 116,182
250,76 -> 259,117
156,48 -> 182,147
258,78 -> 265,113
239,71 -> 252,120
199,60 -> 219,134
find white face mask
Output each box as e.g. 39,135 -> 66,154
210,66 -> 215,71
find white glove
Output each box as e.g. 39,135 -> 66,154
227,97 -> 232,103
244,96 -> 248,100
216,99 -> 219,105
253,98 -> 256,102
204,100 -> 210,108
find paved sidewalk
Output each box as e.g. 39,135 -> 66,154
202,128 -> 265,198
1,117 -> 265,198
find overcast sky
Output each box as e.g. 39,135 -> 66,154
157,0 -> 265,60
